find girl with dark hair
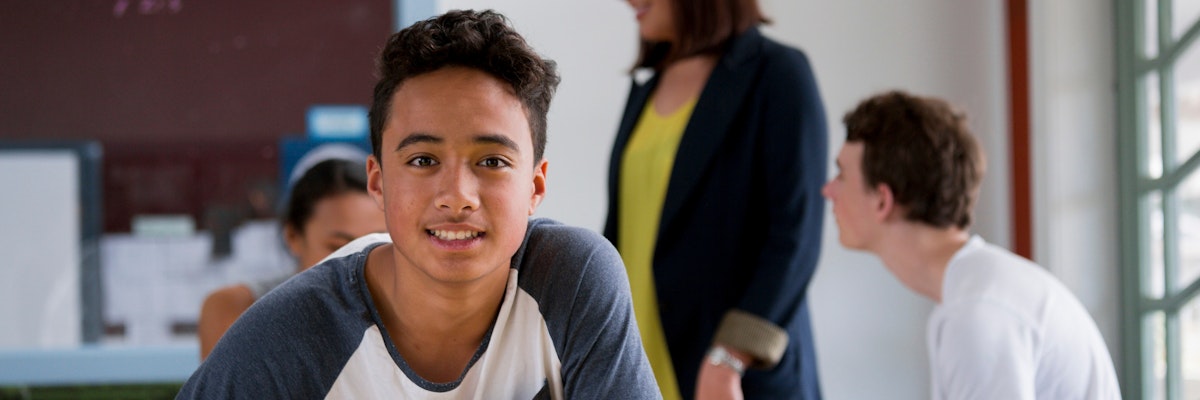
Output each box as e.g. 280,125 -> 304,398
197,158 -> 385,360
606,0 -> 827,398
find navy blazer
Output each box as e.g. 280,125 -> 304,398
604,27 -> 827,399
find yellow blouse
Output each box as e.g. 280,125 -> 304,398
618,97 -> 696,400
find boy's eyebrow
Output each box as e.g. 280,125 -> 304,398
392,133 -> 520,153
394,133 -> 442,152
474,134 -> 520,153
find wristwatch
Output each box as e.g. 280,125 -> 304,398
706,346 -> 747,376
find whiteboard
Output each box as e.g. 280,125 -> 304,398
0,144 -> 100,349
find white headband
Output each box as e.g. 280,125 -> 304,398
287,143 -> 369,189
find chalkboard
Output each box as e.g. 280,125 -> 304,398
0,0 -> 392,231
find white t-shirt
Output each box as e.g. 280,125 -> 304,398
928,236 -> 1121,400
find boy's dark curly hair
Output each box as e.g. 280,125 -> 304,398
369,9 -> 560,163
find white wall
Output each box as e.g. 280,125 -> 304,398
429,2 -> 1011,399
1028,0 -> 1122,371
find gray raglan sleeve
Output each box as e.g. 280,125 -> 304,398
520,221 -> 662,396
177,253 -> 374,399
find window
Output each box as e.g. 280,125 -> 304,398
1118,1 -> 1200,399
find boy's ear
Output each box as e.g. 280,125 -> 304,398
874,183 -> 896,222
366,155 -> 386,211
528,159 -> 548,215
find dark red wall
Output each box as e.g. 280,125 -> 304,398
0,0 -> 392,232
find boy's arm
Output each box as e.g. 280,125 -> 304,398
180,266 -> 362,399
557,237 -> 662,399
179,316 -> 296,399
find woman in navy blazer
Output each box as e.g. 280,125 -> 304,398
604,0 -> 827,398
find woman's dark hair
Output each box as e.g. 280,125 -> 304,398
369,9 -> 560,164
842,91 -> 985,229
633,0 -> 768,71
281,159 -> 369,234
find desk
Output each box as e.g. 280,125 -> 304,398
0,344 -> 198,386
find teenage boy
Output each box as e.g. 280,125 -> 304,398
822,91 -> 1120,400
178,10 -> 659,399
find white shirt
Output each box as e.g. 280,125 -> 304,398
927,236 -> 1121,400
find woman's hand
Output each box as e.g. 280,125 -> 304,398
695,346 -> 749,400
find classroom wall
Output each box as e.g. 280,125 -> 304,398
0,0 -> 392,232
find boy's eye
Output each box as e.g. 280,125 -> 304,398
479,157 -> 509,168
408,156 -> 437,167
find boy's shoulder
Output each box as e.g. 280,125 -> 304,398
514,218 -> 621,278
512,217 -> 628,317
523,217 -> 609,247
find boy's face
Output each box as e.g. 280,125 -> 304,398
367,66 -> 547,285
822,142 -> 881,250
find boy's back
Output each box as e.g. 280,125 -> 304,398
929,236 -> 1120,400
